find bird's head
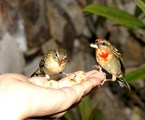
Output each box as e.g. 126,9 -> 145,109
90,39 -> 112,51
53,49 -> 68,67
42,49 -> 68,74
90,39 -> 113,60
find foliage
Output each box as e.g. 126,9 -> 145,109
135,0 -> 145,14
83,2 -> 145,83
83,4 -> 145,28
134,0 -> 145,17
64,96 -> 104,120
78,96 -> 91,120
126,67 -> 145,83
65,2 -> 145,120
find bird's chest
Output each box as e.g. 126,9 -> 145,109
96,49 -> 113,67
43,59 -> 64,74
96,49 -> 121,74
96,49 -> 109,61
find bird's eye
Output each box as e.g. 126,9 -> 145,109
101,42 -> 107,46
55,53 -> 57,57
55,51 -> 59,58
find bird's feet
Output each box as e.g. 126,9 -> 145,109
60,72 -> 68,76
101,79 -> 107,85
93,65 -> 103,72
100,78 -> 113,86
45,74 -> 50,79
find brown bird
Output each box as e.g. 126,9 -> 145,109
31,49 -> 68,79
90,39 -> 130,89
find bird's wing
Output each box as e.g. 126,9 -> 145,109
112,46 -> 125,74
112,46 -> 123,62
31,68 -> 41,77
39,54 -> 48,67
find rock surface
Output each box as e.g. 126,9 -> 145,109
0,33 -> 25,73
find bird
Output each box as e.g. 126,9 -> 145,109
31,49 -> 68,79
90,39 -> 130,89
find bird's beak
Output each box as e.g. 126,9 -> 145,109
90,43 -> 98,49
58,58 -> 62,66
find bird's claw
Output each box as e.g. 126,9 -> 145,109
100,78 -> 114,86
45,74 -> 50,79
101,79 -> 107,85
60,72 -> 68,76
93,65 -> 102,72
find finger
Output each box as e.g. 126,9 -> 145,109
66,71 -> 84,76
62,71 -> 85,80
83,70 -> 99,77
71,84 -> 85,102
29,77 -> 49,87
49,111 -> 67,118
58,71 -> 85,87
27,85 -> 79,117
81,77 -> 101,95
70,76 -> 102,103
84,70 -> 105,81
0,73 -> 28,82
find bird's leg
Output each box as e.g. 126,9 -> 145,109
112,74 -> 117,81
93,65 -> 103,72
45,74 -> 50,79
100,72 -> 107,85
101,79 -> 107,85
60,72 -> 68,76
101,79 -> 114,85
93,65 -> 108,86
101,74 -> 116,85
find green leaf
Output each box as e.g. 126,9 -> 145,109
135,0 -> 145,14
134,5 -> 143,17
88,104 -> 104,120
64,112 -> 73,120
78,96 -> 91,120
126,67 -> 145,83
134,0 -> 145,17
83,4 -> 145,28
95,109 -> 104,120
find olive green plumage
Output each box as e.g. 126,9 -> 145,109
31,49 -> 67,79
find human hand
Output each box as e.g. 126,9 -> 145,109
0,70 -> 105,120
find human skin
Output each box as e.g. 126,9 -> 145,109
0,70 -> 105,120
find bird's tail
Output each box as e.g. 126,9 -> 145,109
30,68 -> 41,77
118,76 -> 131,90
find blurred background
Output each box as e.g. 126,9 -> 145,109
0,0 -> 145,120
